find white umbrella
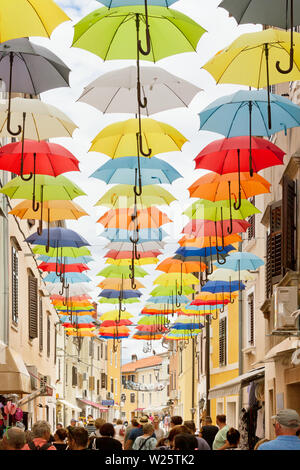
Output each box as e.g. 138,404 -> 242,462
0,97 -> 77,140
45,282 -> 93,296
208,268 -> 255,282
78,65 -> 202,115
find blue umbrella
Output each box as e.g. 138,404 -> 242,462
58,315 -> 95,322
91,156 -> 182,185
44,272 -> 92,283
100,227 -> 168,242
99,0 -> 178,5
98,289 -> 142,299
147,295 -> 189,304
199,90 -> 300,138
37,255 -> 93,264
26,227 -> 90,248
214,252 -> 264,271
172,322 -> 204,330
176,245 -> 235,258
201,280 -> 245,293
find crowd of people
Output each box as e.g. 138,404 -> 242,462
0,408 -> 300,451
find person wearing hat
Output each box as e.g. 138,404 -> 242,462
124,415 -> 151,450
258,409 -> 300,450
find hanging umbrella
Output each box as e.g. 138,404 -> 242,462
202,29 -> 300,128
98,289 -> 142,299
208,268 -> 255,282
184,198 -> 260,221
179,233 -> 241,247
156,257 -> 206,273
90,118 -> 187,158
91,156 -> 182,186
214,252 -> 264,271
0,1 -> 69,43
106,257 -> 158,266
150,285 -> 195,296
183,219 -> 250,237
51,294 -> 92,302
95,184 -> 176,209
108,240 -> 165,251
0,37 -> 70,137
98,278 -> 145,290
99,0 -> 178,7
0,140 -> 80,181
38,255 -> 93,265
98,207 -> 171,229
97,265 -> 147,278
105,249 -> 161,260
33,245 -> 91,258
98,297 -> 140,305
100,228 -> 168,243
46,283 -> 93,296
219,0 -> 300,73
44,272 -> 91,284
175,245 -> 235,258
38,262 -> 89,273
154,272 -> 199,286
136,324 -> 168,333
25,227 -> 90,248
100,310 -> 133,320
78,65 -> 201,115
147,295 -> 189,304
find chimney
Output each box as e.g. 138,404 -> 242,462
131,354 -> 137,362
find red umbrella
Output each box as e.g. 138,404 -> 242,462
105,249 -> 161,259
0,140 -> 80,178
38,262 -> 90,273
136,325 -> 168,332
194,136 -> 284,175
100,319 -> 133,327
183,219 -> 250,237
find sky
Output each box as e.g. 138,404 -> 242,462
29,0 -> 261,364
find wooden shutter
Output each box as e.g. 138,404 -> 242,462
248,196 -> 256,240
282,176 -> 296,272
101,373 -> 106,389
72,366 -> 78,386
266,202 -> 282,298
248,293 -> 254,346
78,373 -> 83,389
130,393 -> 135,403
47,316 -> 50,357
219,317 -> 227,366
97,379 -> 100,395
89,376 -> 95,391
28,274 -> 38,339
39,296 -> 43,352
111,378 -> 114,393
11,246 -> 18,324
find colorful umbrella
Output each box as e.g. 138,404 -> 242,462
178,234 -> 242,247
105,249 -> 161,260
98,278 -> 145,290
214,252 -> 264,271
95,184 -> 176,209
208,268 -> 255,282
38,262 -> 89,273
98,207 -> 171,229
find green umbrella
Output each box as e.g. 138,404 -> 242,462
33,246 -> 91,257
184,198 -> 260,221
97,265 -> 148,278
98,297 -> 140,304
150,285 -> 195,297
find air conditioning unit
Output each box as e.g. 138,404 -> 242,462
40,375 -> 53,396
26,365 -> 38,390
274,286 -> 298,329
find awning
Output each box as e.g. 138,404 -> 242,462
134,408 -> 145,412
0,343 -> 31,394
143,405 -> 168,413
77,398 -> 108,412
208,367 -> 265,400
57,399 -> 82,412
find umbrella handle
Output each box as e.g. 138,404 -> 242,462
137,2 -> 151,56
137,130 -> 151,157
7,53 -> 22,137
20,113 -> 33,181
133,165 -> 142,197
37,186 -> 44,236
276,0 -> 294,74
227,182 -> 233,234
215,218 -> 225,252
32,154 -> 40,212
137,82 -> 147,109
46,209 -> 50,253
233,149 -> 242,210
248,102 -> 254,177
211,310 -> 218,321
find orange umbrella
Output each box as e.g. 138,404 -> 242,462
188,171 -> 270,203
66,330 -> 97,337
97,207 -> 172,229
179,234 -> 241,248
156,257 -> 206,274
97,278 -> 145,290
99,326 -> 130,336
193,291 -> 238,302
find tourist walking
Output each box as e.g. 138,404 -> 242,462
93,423 -> 122,451
257,409 -> 300,450
212,415 -> 230,450
183,420 -> 210,450
1,427 -> 25,450
132,423 -> 157,450
199,416 -> 219,449
22,421 -> 56,450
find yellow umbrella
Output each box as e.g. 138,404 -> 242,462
9,199 -> 88,221
0,0 -> 69,42
95,184 -> 176,208
90,118 -> 187,158
153,272 -> 199,287
100,311 -> 133,321
105,257 -> 159,266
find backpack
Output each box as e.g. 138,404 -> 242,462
28,440 -> 53,451
138,436 -> 152,450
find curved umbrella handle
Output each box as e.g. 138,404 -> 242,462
211,310 -> 219,321
46,209 -> 50,253
137,82 -> 147,109
37,186 -> 44,236
215,218 -> 225,253
7,53 -> 22,137
227,181 -> 233,234
216,250 -> 226,265
133,165 -> 142,197
31,154 -> 40,212
276,0 -> 294,74
137,2 -> 151,56
233,149 -> 242,210
20,113 -> 33,181
137,131 -> 151,157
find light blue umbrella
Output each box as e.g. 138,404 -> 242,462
44,272 -> 92,283
147,295 -> 189,304
199,90 -> 300,138
37,255 -> 93,264
58,315 -> 95,322
98,0 -> 178,6
214,252 -> 264,271
91,156 -> 182,185
100,227 -> 168,242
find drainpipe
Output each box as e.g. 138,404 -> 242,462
205,317 -> 211,416
238,241 -> 243,412
0,170 -> 9,346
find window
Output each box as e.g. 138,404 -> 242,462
28,272 -> 38,339
47,315 -> 50,358
101,373 -> 106,389
105,345 -> 107,360
247,196 -> 256,240
101,343 -> 103,359
266,202 -> 282,298
11,245 -> 18,324
149,374 -> 152,384
149,393 -> 152,405
97,346 -> 100,361
219,317 -> 227,367
247,292 -> 255,346
282,176 -> 296,274
89,339 -> 94,358
142,375 -> 144,383
122,375 -> 126,386
142,393 -> 144,403
115,378 -> 117,395
97,379 -> 100,395
39,295 -> 43,352
111,378 -> 114,393
72,366 -> 78,386
130,393 -> 135,403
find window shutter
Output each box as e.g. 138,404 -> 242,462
219,317 -> 227,366
47,316 -> 50,357
247,196 -> 256,240
282,176 -> 296,272
78,373 -> 83,389
28,274 -> 38,339
39,296 -> 43,352
101,373 -> 106,389
97,379 -> 100,395
248,293 -> 254,346
130,393 -> 135,403
111,378 -> 114,393
89,376 -> 95,391
72,366 -> 78,386
266,203 -> 282,298
12,246 -> 18,324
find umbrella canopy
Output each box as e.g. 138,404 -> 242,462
214,252 -> 264,270
44,272 -> 91,284
25,227 -> 90,248
91,156 -> 182,186
95,184 -> 176,208
0,0 -> 69,43
79,65 -> 201,115
194,136 -> 284,174
0,98 -> 77,140
150,285 -> 195,296
156,257 -> 206,274
184,198 -> 260,221
199,89 -> 300,138
108,241 -> 165,251
0,37 -> 70,94
41,255 -> 92,265
46,283 -> 93,296
106,257 -> 158,266
9,200 -> 88,222
0,140 -> 80,177
188,172 -> 271,201
38,262 -> 89,273
201,280 -> 245,293
98,297 -> 140,305
136,324 -> 168,332
97,265 -> 147,278
176,245 -> 235,258
153,272 -> 199,286
100,310 -> 133,321
104,249 -> 161,260
183,219 -> 250,237
98,278 -> 145,290
98,207 -> 171,229
99,0 -> 178,6
33,246 -> 91,257
90,118 -> 187,158
191,292 -> 237,303
100,228 -> 168,243
208,268 -> 255,282
147,295 -> 189,304
72,6 -> 205,62
99,289 -> 142,299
